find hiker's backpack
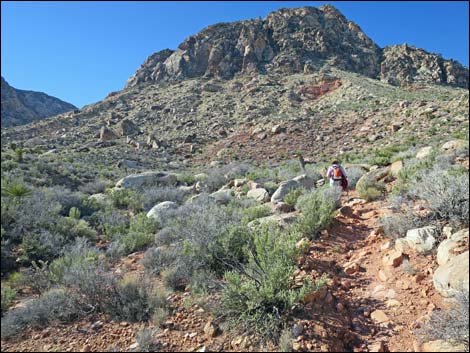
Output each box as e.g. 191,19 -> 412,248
332,165 -> 343,180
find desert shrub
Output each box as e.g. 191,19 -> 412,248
43,185 -> 83,216
357,178 -> 385,201
109,188 -> 143,212
149,196 -> 250,290
78,180 -> 106,195
142,186 -> 186,211
218,225 -> 320,341
152,306 -> 170,328
284,188 -> 304,207
142,245 -> 179,275
204,162 -> 252,192
408,167 -> 469,227
102,277 -> 165,322
19,230 -> 66,264
1,228 -> 15,274
69,207 -> 81,219
176,172 -> 196,185
380,212 -> 432,239
278,327 -> 294,352
417,289 -> 469,351
120,213 -> 157,254
345,166 -> 367,189
1,285 -> 16,315
13,147 -> 26,163
366,145 -> 405,166
92,208 -> 129,238
135,328 -> 160,352
294,187 -> 341,239
1,288 -> 80,339
241,205 -> 272,224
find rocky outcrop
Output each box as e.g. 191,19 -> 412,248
125,5 -> 382,87
125,6 -> 468,89
1,77 -> 77,127
433,251 -> 469,297
381,45 -> 469,88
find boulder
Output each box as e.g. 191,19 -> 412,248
292,174 -> 315,190
247,188 -> 270,202
404,226 -> 438,254
209,189 -> 234,205
390,160 -> 403,174
271,179 -> 300,203
436,228 -> 469,266
147,201 -> 178,221
24,137 -> 46,148
100,126 -> 118,141
271,175 -> 315,203
441,139 -> 467,153
382,250 -> 404,267
233,178 -> 248,187
416,146 -> 433,159
433,251 -> 469,297
115,118 -> 139,137
420,339 -> 467,352
116,159 -> 140,169
355,167 -> 390,191
116,171 -> 177,189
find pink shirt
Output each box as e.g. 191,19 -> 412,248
327,164 -> 347,179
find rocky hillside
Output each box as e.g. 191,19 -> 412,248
1,77 -> 77,127
126,5 -> 468,89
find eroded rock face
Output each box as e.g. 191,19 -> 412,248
381,45 -> 469,88
125,6 -> 468,89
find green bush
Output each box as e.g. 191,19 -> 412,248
1,285 -> 17,315
110,188 -> 143,212
218,224 -> 321,341
294,187 -> 340,239
283,188 -> 304,207
69,207 -> 81,219
241,205 -> 271,224
115,213 -> 158,255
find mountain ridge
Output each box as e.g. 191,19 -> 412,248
1,76 -> 77,127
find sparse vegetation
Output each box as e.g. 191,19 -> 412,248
417,289 -> 469,351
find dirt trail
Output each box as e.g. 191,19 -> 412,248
296,191 -> 443,352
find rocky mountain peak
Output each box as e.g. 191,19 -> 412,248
125,5 -> 468,90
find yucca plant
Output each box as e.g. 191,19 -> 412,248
1,182 -> 32,198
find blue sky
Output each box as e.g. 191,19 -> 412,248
1,1 -> 469,108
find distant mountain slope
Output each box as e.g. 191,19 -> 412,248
1,77 -> 77,127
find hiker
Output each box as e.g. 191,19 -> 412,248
327,160 -> 348,191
